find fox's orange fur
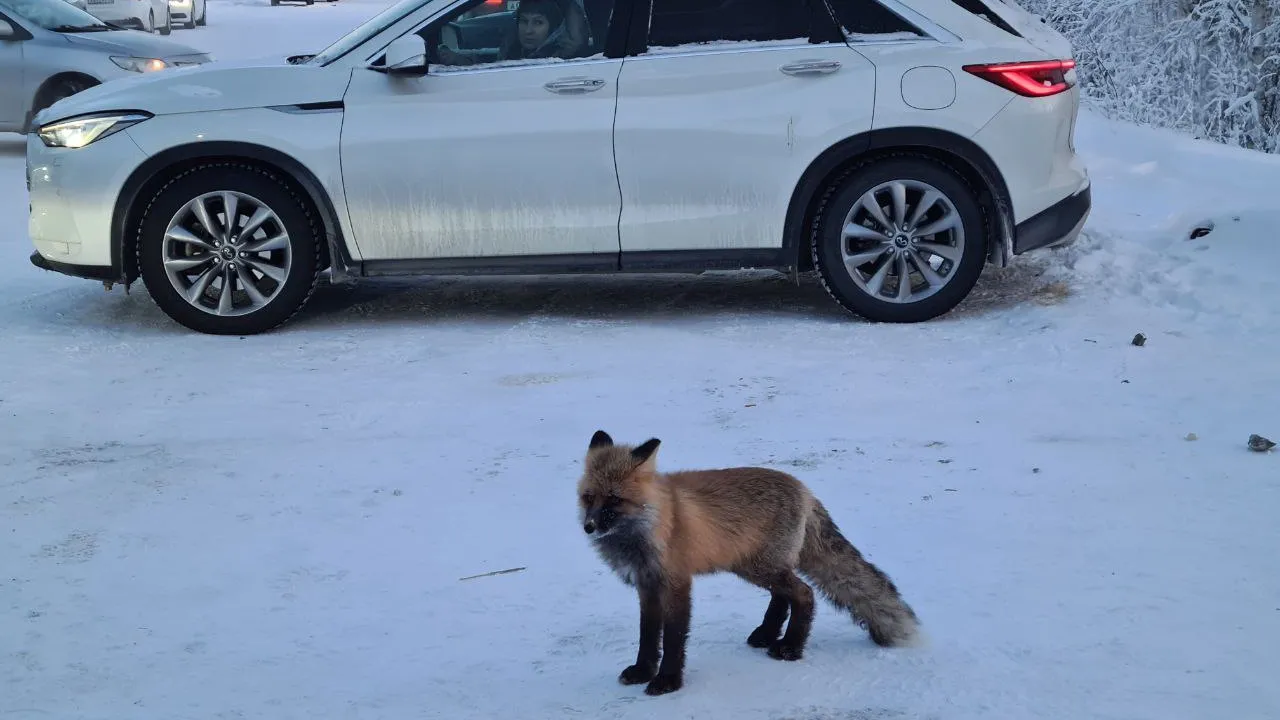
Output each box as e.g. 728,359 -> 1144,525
578,430 -> 920,696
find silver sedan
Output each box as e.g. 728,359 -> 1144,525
0,0 -> 210,134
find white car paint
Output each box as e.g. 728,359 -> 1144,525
27,127 -> 148,266
45,60 -> 355,117
340,57 -> 627,260
82,0 -> 170,33
613,40 -> 878,253
27,0 -> 1092,334
166,0 -> 204,28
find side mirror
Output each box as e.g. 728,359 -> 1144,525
373,34 -> 428,77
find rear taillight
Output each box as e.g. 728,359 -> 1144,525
963,59 -> 1076,97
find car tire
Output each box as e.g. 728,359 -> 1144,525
196,0 -> 206,25
146,9 -> 154,31
810,155 -> 987,323
159,8 -> 171,34
136,163 -> 323,335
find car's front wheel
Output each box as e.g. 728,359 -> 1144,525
136,164 -> 322,335
810,155 -> 987,323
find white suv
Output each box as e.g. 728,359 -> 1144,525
26,0 -> 1090,335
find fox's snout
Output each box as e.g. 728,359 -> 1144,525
582,505 -> 616,536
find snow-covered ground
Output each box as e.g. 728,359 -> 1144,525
2,2 -> 1279,718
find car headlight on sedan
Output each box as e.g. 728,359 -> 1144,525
38,113 -> 152,149
111,56 -> 169,73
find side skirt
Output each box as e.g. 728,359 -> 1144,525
355,249 -> 792,278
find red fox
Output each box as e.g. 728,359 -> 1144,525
578,430 -> 920,696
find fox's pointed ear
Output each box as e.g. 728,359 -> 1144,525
631,438 -> 660,464
589,430 -> 614,450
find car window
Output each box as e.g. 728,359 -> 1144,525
0,0 -> 111,31
646,0 -> 823,50
946,0 -> 1020,37
421,0 -> 615,71
824,0 -> 924,39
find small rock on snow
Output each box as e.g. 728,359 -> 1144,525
1247,434 -> 1276,453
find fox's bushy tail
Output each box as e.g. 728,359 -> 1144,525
798,501 -> 920,647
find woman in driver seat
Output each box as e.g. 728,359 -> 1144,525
438,0 -> 588,64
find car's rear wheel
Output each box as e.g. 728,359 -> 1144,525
159,7 -> 171,34
136,164 -> 322,335
810,155 -> 987,323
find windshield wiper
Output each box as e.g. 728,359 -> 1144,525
51,24 -> 112,32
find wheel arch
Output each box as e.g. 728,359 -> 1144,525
784,126 -> 1016,272
113,141 -> 354,284
24,72 -> 102,133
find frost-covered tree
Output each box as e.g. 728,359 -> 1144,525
1010,0 -> 1280,153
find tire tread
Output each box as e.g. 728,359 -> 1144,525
807,152 -> 989,323
134,161 -> 322,334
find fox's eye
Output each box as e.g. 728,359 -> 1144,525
581,493 -> 594,505
606,494 -> 622,505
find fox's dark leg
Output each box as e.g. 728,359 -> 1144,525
733,565 -> 791,649
619,582 -> 662,685
767,571 -> 815,662
645,576 -> 692,696
747,593 -> 790,648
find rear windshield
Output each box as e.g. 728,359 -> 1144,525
948,0 -> 1021,37
0,0 -> 113,31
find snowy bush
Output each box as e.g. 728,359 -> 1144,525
1010,0 -> 1280,154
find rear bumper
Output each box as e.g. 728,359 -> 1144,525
1013,182 -> 1091,255
168,0 -> 192,20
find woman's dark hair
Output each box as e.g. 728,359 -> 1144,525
517,0 -> 564,31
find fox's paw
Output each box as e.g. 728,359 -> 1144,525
747,626 -> 779,648
643,673 -> 683,696
618,663 -> 657,685
767,641 -> 803,661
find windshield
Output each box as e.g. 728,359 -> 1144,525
309,0 -> 425,65
0,0 -> 113,31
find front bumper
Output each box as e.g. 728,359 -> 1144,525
27,130 -> 149,282
1012,181 -> 1091,255
29,250 -> 119,281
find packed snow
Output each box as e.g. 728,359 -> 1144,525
2,1 -> 1279,718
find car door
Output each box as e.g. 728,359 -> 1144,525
339,0 -> 625,264
0,11 -> 27,131
611,0 -> 878,262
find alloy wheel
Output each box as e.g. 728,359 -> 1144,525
162,191 -> 293,317
838,179 -> 966,304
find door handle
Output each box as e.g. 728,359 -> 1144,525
780,60 -> 842,76
543,77 -> 606,95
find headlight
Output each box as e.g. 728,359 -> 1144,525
38,113 -> 151,149
111,56 -> 168,73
